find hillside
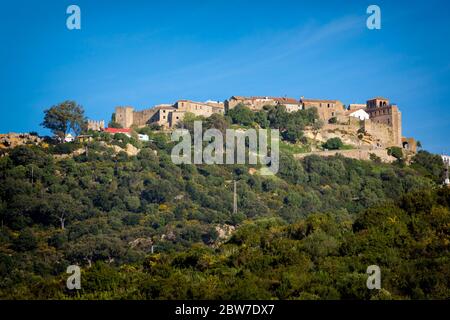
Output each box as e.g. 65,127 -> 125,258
0,124 -> 448,299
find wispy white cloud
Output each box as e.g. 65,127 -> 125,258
89,15 -> 363,103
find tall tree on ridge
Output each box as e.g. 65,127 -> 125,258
41,100 -> 87,141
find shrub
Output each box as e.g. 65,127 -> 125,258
52,142 -> 81,155
13,229 -> 38,252
322,138 -> 343,150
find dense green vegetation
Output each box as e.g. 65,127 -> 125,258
0,125 -> 448,299
227,104 -> 320,143
322,138 -> 344,150
0,103 -> 448,299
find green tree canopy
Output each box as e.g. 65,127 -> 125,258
322,137 -> 343,150
41,101 -> 87,141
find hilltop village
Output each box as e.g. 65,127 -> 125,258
83,96 -> 418,161
0,95 -> 426,164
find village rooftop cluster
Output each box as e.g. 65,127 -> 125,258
85,95 -> 417,153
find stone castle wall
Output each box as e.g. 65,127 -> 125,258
113,96 -> 409,152
115,107 -> 134,128
133,109 -> 159,127
303,101 -> 345,123
87,120 -> 105,131
363,119 -> 397,147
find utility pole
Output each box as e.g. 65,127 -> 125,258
233,180 -> 237,215
445,159 -> 449,186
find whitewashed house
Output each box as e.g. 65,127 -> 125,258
138,134 -> 149,142
349,109 -> 370,121
64,133 -> 75,142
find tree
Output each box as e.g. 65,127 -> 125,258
13,228 -> 38,252
41,101 -> 87,141
282,121 -> 304,143
39,193 -> 83,229
416,140 -> 422,150
322,138 -> 343,150
254,111 -> 269,128
66,235 -> 126,266
227,104 -> 255,126
312,119 -> 324,143
266,105 -> 289,129
387,146 -> 405,166
205,113 -> 230,134
176,112 -> 204,134
410,150 -> 444,183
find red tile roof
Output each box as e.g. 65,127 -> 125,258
104,128 -> 132,134
301,98 -> 341,103
272,97 -> 299,104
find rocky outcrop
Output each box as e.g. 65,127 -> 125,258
215,224 -> 236,241
0,133 -> 42,149
128,237 -> 153,251
294,148 -> 396,163
98,141 -> 140,156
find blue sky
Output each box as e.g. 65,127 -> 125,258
0,0 -> 449,153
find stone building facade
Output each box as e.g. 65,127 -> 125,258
115,106 -> 135,128
365,97 -> 402,147
300,98 -> 346,122
348,103 -> 367,111
402,137 -> 417,153
111,94 -> 415,153
115,99 -> 224,129
224,96 -> 300,112
174,100 -> 214,117
205,100 -> 225,114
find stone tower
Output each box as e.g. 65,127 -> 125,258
366,97 -> 402,147
115,106 -> 134,128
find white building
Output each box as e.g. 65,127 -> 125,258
138,134 -> 149,142
64,133 -> 75,142
349,109 -> 370,121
